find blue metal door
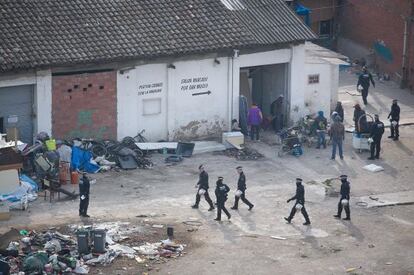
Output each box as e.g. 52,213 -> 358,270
0,85 -> 34,144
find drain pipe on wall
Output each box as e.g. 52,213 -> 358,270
401,16 -> 409,88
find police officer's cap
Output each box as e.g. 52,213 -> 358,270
198,164 -> 204,169
340,175 -> 348,179
236,166 -> 243,170
296,178 -> 302,182
393,99 -> 398,102
218,176 -> 224,180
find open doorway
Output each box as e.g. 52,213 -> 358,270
239,63 -> 289,133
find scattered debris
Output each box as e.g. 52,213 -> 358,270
346,266 -> 362,273
385,262 -> 393,265
152,224 -> 164,229
270,236 -> 286,240
0,222 -> 186,274
214,147 -> 264,161
368,244 -> 375,248
363,164 -> 384,173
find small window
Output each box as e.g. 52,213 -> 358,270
320,19 -> 332,37
308,74 -> 320,84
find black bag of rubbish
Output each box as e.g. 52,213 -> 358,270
23,252 -> 48,274
117,155 -> 139,169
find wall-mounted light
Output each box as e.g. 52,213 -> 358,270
214,58 -> 220,65
233,49 -> 239,58
167,64 -> 176,69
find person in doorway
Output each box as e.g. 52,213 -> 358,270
387,99 -> 400,141
368,114 -> 385,160
192,165 -> 215,211
247,103 -> 263,141
334,175 -> 351,220
314,111 -> 328,149
330,116 -> 345,160
271,94 -> 284,132
335,101 -> 344,122
79,172 -> 91,218
231,166 -> 254,211
353,104 -> 367,133
357,66 -> 375,105
231,119 -> 241,132
284,178 -> 311,225
214,177 -> 231,221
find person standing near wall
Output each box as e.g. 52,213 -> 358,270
388,99 -> 400,141
353,104 -> 367,133
357,66 -> 375,105
314,111 -> 328,149
335,101 -> 344,122
271,94 -> 284,133
247,103 -> 263,141
192,165 -> 215,211
330,116 -> 345,160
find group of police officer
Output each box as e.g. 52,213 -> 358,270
191,165 -> 351,224
192,165 -> 254,221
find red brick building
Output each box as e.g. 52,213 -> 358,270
337,0 -> 414,89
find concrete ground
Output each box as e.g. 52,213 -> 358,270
2,71 -> 414,275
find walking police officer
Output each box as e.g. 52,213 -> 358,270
284,178 -> 311,225
192,165 -> 215,211
79,172 -> 90,218
231,166 -> 254,211
368,114 -> 385,160
357,66 -> 375,105
334,175 -> 351,220
214,177 -> 231,221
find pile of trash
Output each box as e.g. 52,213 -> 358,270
0,222 -> 186,274
215,147 -> 264,161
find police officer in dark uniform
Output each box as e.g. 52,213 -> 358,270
214,177 -> 231,221
231,166 -> 254,211
192,165 -> 215,211
284,178 -> 311,225
334,175 -> 351,220
368,114 -> 385,160
79,172 -> 90,218
357,66 -> 375,105
388,99 -> 400,141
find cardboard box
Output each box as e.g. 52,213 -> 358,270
0,202 -> 10,221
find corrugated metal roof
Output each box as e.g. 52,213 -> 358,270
0,0 -> 317,73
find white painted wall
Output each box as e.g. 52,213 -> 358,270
304,62 -> 332,117
0,70 -> 52,138
289,44 -> 307,123
117,57 -> 230,141
117,64 -> 168,141
117,45 -> 338,140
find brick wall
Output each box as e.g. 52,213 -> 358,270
52,71 -> 117,140
338,0 -> 414,88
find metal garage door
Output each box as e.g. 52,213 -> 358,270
0,85 -> 34,144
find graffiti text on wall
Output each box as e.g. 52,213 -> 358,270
180,77 -> 209,91
138,82 -> 163,96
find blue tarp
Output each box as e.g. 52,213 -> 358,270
1,174 -> 38,202
71,146 -> 100,173
295,4 -> 310,26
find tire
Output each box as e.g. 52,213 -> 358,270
91,143 -> 107,158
